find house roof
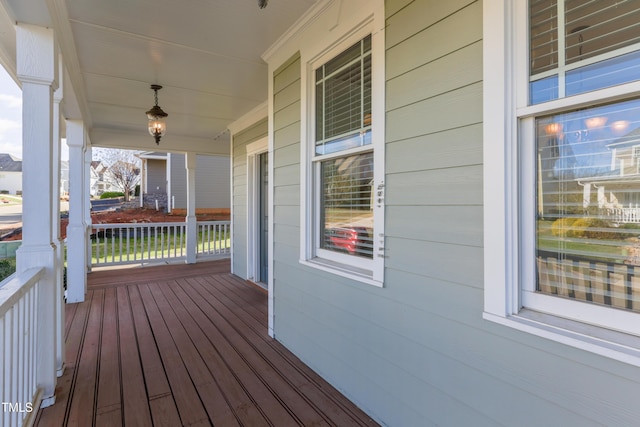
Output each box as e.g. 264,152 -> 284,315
0,153 -> 22,172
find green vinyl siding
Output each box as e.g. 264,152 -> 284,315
231,118 -> 268,278
266,1 -> 640,426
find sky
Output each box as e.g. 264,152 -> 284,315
0,65 -> 69,161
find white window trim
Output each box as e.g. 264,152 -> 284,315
246,137 -> 268,285
483,0 -> 640,366
299,4 -> 385,287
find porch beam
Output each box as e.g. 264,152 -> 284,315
185,152 -> 197,263
15,23 -> 59,407
66,120 -> 89,303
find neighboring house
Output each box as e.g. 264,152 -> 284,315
4,1 -> 640,426
0,153 -> 22,194
137,151 -> 230,212
60,160 -> 69,196
89,160 -> 111,196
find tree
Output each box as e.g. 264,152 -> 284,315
92,148 -> 140,201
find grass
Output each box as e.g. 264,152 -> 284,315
91,231 -> 230,264
0,195 -> 22,206
537,219 -> 633,264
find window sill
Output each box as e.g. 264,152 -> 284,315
299,257 -> 383,288
483,309 -> 640,367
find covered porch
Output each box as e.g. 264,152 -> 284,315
35,260 -> 376,427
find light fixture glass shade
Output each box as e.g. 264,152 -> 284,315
148,117 -> 166,137
146,85 -> 168,144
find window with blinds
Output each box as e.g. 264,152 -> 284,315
315,35 -> 371,155
320,152 -> 373,259
314,35 -> 375,261
536,98 -> 640,312
529,0 -> 640,104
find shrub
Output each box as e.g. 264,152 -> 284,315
0,190 -> 8,194
0,258 -> 16,282
134,185 -> 140,197
100,191 -> 124,199
551,217 -> 578,237
569,218 -> 612,239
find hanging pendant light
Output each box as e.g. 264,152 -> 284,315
146,84 -> 168,145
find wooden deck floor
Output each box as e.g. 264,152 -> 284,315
35,260 -> 377,427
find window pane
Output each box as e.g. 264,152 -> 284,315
530,0 -> 558,76
324,61 -> 363,139
320,152 -> 374,259
531,75 -> 559,104
566,49 -> 640,96
536,98 -> 640,311
565,0 -> 640,65
316,36 -> 372,155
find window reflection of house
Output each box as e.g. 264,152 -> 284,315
579,127 -> 640,223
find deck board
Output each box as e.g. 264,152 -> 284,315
35,260 -> 378,427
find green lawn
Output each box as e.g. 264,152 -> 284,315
91,231 -> 230,264
537,219 -> 633,263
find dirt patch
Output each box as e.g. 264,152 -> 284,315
1,208 -> 230,241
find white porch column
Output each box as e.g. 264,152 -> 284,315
66,120 -> 88,303
84,146 -> 92,272
185,152 -> 197,263
140,158 -> 146,208
15,23 -> 59,406
52,66 -> 65,377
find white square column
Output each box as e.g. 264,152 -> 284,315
185,152 -> 197,263
15,23 -> 59,407
52,64 -> 65,377
66,120 -> 89,303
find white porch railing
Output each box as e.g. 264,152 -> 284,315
0,268 -> 44,427
91,221 -> 230,267
603,206 -> 640,224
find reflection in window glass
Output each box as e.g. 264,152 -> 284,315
530,75 -> 559,104
566,50 -> 640,96
320,152 -> 373,259
536,98 -> 640,311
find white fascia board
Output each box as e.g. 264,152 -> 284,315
227,101 -> 268,135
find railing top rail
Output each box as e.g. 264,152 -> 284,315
93,220 -> 231,229
93,222 -> 187,228
0,267 -> 44,318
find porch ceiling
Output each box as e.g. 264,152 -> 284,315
0,0 -> 315,153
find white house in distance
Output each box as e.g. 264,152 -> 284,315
0,152 -> 22,194
1,1 -> 640,426
137,151 -> 230,214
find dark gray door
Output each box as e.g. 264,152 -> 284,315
259,152 -> 268,283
